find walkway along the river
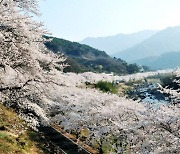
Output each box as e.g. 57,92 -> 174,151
38,124 -> 98,154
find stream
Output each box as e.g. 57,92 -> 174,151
127,83 -> 170,107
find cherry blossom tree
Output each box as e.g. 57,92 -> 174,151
0,0 -> 67,128
0,0 -> 66,74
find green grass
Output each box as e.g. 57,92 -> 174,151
0,103 -> 45,154
95,81 -> 118,94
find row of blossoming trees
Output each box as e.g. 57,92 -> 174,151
0,1 -> 179,153
46,70 -> 179,153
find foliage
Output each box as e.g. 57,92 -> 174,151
95,81 -> 118,94
156,72 -> 180,105
142,65 -> 151,71
63,58 -> 87,73
126,63 -> 140,74
159,73 -> 177,87
44,36 -> 143,75
146,73 -> 179,89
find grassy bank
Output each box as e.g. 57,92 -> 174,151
0,103 -> 63,154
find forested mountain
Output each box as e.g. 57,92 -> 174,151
80,30 -> 157,55
114,26 -> 180,63
44,36 -> 142,74
135,51 -> 180,70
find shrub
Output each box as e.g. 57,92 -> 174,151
95,81 -> 118,94
159,73 -> 176,87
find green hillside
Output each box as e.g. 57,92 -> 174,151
0,104 -> 63,154
44,36 -> 143,74
0,104 -> 43,154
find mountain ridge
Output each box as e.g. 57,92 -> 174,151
114,26 -> 180,63
80,30 -> 158,55
134,51 -> 180,70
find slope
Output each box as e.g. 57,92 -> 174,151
44,36 -> 142,75
0,103 -> 64,154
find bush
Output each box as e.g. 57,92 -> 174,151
159,73 -> 176,87
95,81 -> 118,94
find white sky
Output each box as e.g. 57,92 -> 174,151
38,0 -> 180,41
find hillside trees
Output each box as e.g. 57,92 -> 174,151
45,36 -> 144,74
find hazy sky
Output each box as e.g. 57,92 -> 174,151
38,0 -> 180,41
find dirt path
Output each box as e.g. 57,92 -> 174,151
38,125 -> 95,154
